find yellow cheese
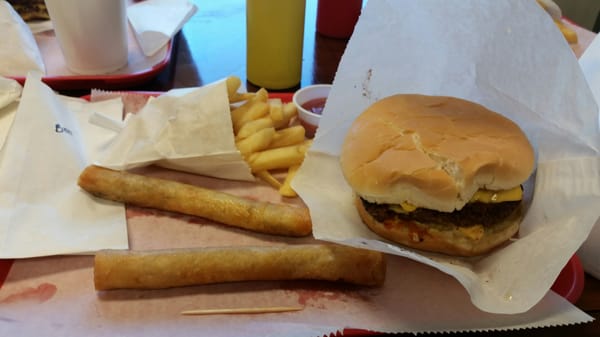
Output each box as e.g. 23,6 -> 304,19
390,201 -> 417,214
389,186 -> 523,214
469,186 -> 523,203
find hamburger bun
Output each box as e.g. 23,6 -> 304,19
340,94 -> 535,256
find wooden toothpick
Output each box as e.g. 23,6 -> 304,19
181,306 -> 304,316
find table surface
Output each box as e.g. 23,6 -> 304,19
59,0 -> 599,335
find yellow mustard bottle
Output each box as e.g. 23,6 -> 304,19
246,0 -> 306,90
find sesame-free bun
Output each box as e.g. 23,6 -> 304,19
340,94 -> 535,212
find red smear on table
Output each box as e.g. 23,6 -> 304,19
284,283 -> 373,310
0,283 -> 57,304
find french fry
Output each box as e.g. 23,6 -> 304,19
230,89 -> 269,128
272,102 -> 298,129
254,87 -> 269,102
233,101 -> 269,133
225,76 -> 255,103
268,98 -> 283,122
279,165 -> 300,198
231,102 -> 253,128
228,86 -> 309,197
235,127 -> 275,156
225,76 -> 242,98
230,92 -> 256,103
235,117 -> 274,140
255,170 -> 282,189
269,125 -> 306,149
246,140 -> 312,173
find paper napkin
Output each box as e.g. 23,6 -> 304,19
293,0 -> 600,314
127,0 -> 197,56
0,1 -> 45,76
0,74 -> 128,258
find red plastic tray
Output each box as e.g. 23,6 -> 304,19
8,40 -> 172,91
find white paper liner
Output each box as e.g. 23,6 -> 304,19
0,167 -> 593,335
292,0 -> 600,314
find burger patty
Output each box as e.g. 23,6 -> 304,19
361,198 -> 522,228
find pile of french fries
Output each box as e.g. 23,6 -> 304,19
226,76 -> 311,198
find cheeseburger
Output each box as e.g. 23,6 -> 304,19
340,94 -> 535,256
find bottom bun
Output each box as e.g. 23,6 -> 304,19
355,196 -> 522,257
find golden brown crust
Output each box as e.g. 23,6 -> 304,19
78,165 -> 312,237
340,94 -> 535,212
94,244 -> 386,290
355,195 -> 521,257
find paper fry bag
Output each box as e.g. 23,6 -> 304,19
93,80 -> 255,181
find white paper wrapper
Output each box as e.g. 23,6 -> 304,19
0,74 -> 128,258
293,0 -> 600,314
128,0 -> 197,57
577,33 -> 600,280
0,77 -> 21,149
94,79 -> 255,181
0,167 -> 593,335
0,76 -> 21,110
0,1 -> 45,76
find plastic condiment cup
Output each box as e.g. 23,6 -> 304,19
44,0 -> 128,75
293,84 -> 331,138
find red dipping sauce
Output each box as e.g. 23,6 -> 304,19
301,97 -> 327,115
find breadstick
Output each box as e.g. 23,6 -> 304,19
78,165 -> 312,237
94,244 -> 386,290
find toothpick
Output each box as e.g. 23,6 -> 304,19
181,306 -> 304,316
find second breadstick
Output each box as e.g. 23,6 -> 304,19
78,165 -> 312,237
94,244 -> 386,290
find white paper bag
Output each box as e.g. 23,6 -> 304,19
0,74 -> 128,258
94,79 -> 255,181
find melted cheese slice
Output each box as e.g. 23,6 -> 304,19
469,186 -> 523,203
390,186 -> 523,213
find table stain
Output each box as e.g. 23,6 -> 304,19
0,283 -> 57,304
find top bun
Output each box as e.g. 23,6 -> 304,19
340,94 -> 535,212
